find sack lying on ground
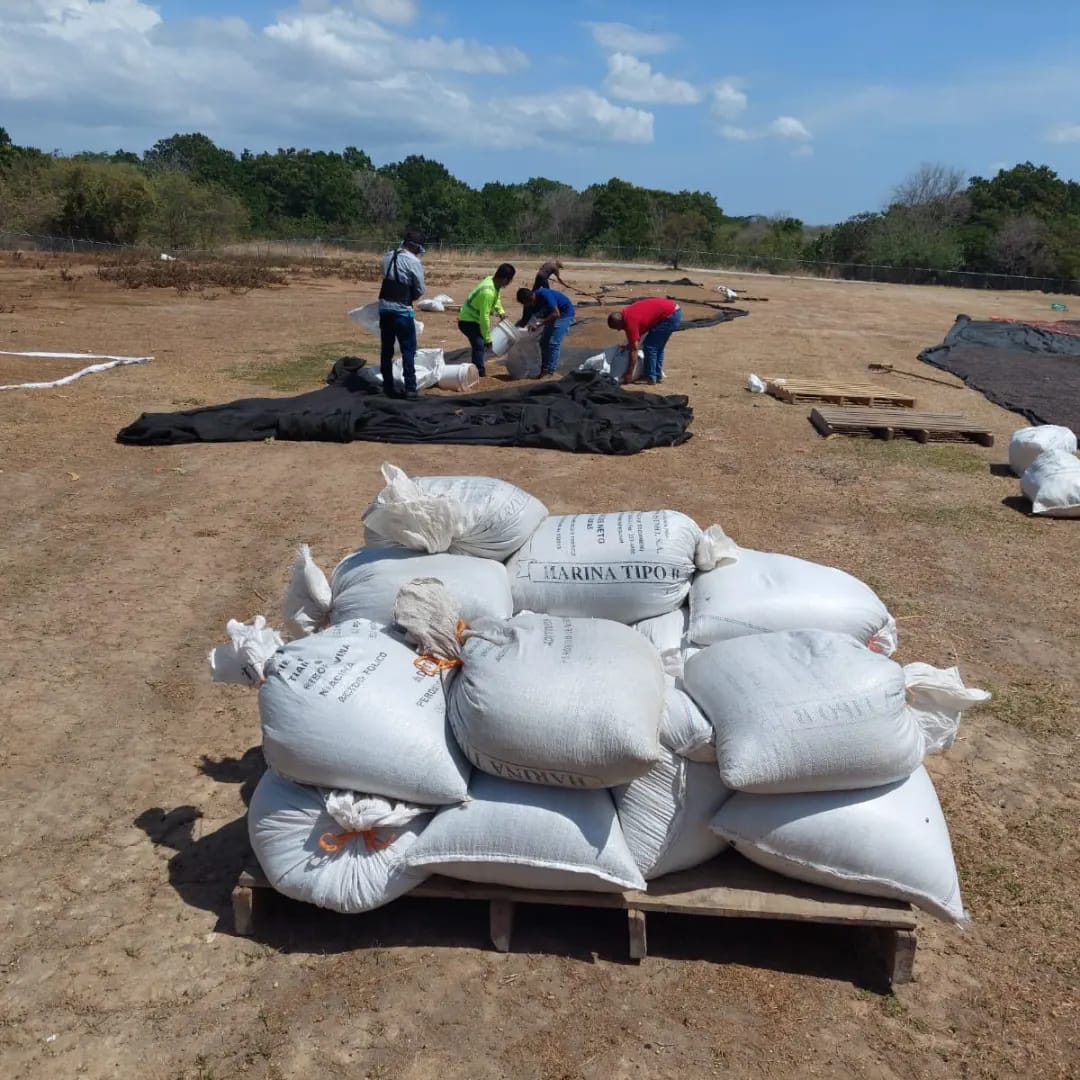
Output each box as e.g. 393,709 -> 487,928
614,749 -> 731,879
369,349 -> 444,392
283,545 -> 513,636
1009,425 -> 1077,476
689,548 -> 897,655
405,773 -> 646,891
683,630 -> 988,793
1021,449 -> 1080,518
362,464 -> 548,560
506,512 -> 738,624
395,579 -> 665,789
211,617 -> 469,804
711,766 -> 966,922
248,770 -> 431,914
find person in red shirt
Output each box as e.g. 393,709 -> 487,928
607,298 -> 682,385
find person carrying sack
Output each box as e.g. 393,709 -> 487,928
457,263 -> 516,377
516,285 -> 575,377
377,228 -> 426,399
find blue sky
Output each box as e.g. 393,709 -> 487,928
2,0 -> 1079,223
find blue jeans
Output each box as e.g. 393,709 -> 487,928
458,320 -> 488,375
642,306 -> 682,382
379,309 -> 417,396
540,314 -> 572,375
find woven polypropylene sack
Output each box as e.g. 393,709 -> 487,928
614,749 -> 731,879
661,686 -> 716,763
1009,425 -> 1077,476
1021,449 -> 1080,517
362,466 -> 548,561
448,612 -> 665,789
258,619 -> 469,804
689,548 -> 897,655
405,772 -> 645,892
507,511 -> 736,623
683,631 -> 918,793
248,770 -> 430,914
711,766 -> 965,922
330,547 -> 513,627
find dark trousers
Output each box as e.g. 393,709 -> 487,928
379,309 -> 417,396
458,320 -> 488,375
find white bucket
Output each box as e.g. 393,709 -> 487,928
437,363 -> 480,392
490,320 -> 524,357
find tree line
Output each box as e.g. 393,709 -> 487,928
1,127 -> 1077,282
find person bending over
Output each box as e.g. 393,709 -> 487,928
517,285 -> 575,377
607,298 -> 682,385
458,263 -> 516,377
377,228 -> 425,399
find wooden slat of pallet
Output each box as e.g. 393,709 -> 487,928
232,852 -> 918,984
811,405 -> 994,446
766,378 -> 916,409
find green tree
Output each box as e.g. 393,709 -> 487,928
379,155 -> 476,241
49,159 -> 155,244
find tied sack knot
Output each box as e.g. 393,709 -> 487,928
394,577 -> 470,674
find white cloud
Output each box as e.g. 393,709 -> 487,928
720,125 -> 753,141
711,81 -> 747,121
767,116 -> 812,141
1047,122 -> 1080,144
604,53 -> 699,105
585,20 -> 678,55
502,90 -> 654,146
3,0 -> 665,157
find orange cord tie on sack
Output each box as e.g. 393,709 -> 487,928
413,619 -> 469,677
318,829 -> 396,854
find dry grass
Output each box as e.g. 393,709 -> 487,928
96,254 -> 289,293
225,342 -> 360,392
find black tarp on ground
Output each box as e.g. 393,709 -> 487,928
919,314 -> 1080,431
116,370 -> 693,454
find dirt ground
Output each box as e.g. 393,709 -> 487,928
0,253 -> 1077,1080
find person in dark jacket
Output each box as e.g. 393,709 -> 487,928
377,228 -> 425,398
517,259 -> 573,326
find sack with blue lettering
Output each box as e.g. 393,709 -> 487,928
209,616 -> 470,805
505,511 -> 737,624
393,579 -> 665,789
682,630 -> 988,794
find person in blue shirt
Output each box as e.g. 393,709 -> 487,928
516,286 -> 575,377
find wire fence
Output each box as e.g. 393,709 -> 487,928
2,230 -> 1077,296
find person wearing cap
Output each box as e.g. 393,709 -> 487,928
377,228 -> 426,398
607,298 -> 682,385
517,258 -> 572,327
516,285 -> 575,377
457,263 -> 516,377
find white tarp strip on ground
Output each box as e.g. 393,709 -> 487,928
0,351 -> 152,391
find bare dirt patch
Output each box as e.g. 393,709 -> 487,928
0,260 -> 1076,1079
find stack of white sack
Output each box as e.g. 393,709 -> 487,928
208,465 -> 989,925
1011,425 -> 1080,518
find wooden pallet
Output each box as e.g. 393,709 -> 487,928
810,406 -> 994,446
232,853 -> 918,985
767,378 -> 916,409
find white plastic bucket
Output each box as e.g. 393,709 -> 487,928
437,363 -> 480,392
490,320 -> 523,357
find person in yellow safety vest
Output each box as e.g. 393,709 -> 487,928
457,263 -> 516,376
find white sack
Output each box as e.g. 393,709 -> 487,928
689,548 -> 897,655
329,547 -> 514,628
348,303 -> 424,339
417,294 -> 455,312
499,336 -> 542,380
574,345 -> 642,382
1009,425 -> 1077,476
507,512 -> 738,624
634,607 -> 690,679
405,773 -> 645,892
394,579 -> 665,789
253,619 -> 469,804
903,663 -> 991,753
366,348 -> 444,392
661,686 -> 716,763
684,631 -> 917,793
362,464 -> 548,560
248,770 -> 430,914
614,749 -> 731,880
1021,449 -> 1080,517
712,766 -> 966,922
208,616 -> 284,685
283,545 -> 333,638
